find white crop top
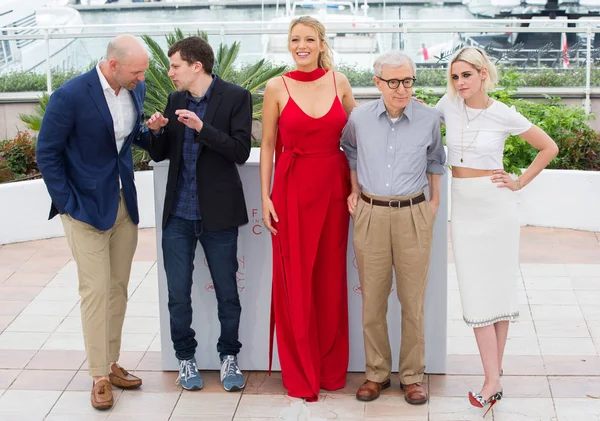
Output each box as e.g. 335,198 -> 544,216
435,94 -> 532,170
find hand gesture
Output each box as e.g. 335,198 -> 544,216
262,198 -> 279,235
347,191 -> 359,216
175,109 -> 203,132
491,170 -> 520,191
145,112 -> 168,132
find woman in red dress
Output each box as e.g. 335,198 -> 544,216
259,16 -> 357,402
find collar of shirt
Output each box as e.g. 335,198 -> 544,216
186,74 -> 216,105
96,63 -> 121,97
376,97 -> 414,122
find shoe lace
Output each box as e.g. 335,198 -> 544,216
222,356 -> 240,379
176,359 -> 197,384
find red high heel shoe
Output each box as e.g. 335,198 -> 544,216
468,390 -> 503,417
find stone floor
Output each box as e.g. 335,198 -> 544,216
0,227 -> 599,420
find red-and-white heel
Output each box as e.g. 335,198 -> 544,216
468,390 -> 503,417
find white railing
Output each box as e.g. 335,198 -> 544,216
0,18 -> 599,111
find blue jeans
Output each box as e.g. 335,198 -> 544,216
162,215 -> 242,361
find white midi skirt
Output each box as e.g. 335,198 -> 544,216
451,176 -> 520,327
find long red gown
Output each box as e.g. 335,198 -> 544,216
269,71 -> 350,402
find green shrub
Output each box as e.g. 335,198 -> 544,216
0,70 -> 83,92
0,159 -> 13,183
501,95 -> 600,173
339,65 -> 600,88
492,72 -> 600,174
0,131 -> 37,177
336,64 -> 374,87
3,64 -> 600,92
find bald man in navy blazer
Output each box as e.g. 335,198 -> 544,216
37,34 -> 152,410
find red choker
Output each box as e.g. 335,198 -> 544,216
285,68 -> 327,81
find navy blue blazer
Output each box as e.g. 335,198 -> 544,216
36,68 -> 150,231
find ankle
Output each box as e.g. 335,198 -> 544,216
484,375 -> 501,385
93,375 -> 110,384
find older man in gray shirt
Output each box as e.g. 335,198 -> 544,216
341,51 -> 445,404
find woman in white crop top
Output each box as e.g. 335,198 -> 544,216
435,46 -> 558,415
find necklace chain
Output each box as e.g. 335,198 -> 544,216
463,97 -> 491,129
460,97 -> 491,164
460,128 -> 480,163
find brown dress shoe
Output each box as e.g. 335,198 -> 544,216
356,379 -> 391,402
109,363 -> 142,389
401,382 -> 428,405
91,379 -> 113,410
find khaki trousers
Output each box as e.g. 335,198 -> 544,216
61,192 -> 138,376
353,191 -> 434,385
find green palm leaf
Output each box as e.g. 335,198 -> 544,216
237,59 -> 287,93
166,28 -> 208,47
19,93 -> 50,131
142,35 -> 171,73
214,42 -> 240,81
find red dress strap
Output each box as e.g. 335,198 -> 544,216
281,76 -> 290,96
332,71 -> 338,95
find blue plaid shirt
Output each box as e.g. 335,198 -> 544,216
171,75 -> 216,220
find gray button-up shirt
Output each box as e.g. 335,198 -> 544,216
341,98 -> 445,197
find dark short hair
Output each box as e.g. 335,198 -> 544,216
168,36 -> 214,74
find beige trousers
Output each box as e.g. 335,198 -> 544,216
353,191 -> 434,385
61,191 -> 138,376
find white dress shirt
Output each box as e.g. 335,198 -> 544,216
96,64 -> 137,186
96,64 -> 136,154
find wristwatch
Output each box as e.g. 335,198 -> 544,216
516,178 -> 522,190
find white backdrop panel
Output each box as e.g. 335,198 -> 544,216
151,149 -> 447,373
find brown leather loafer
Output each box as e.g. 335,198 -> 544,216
109,363 -> 142,389
356,379 -> 391,402
91,379 -> 113,410
401,382 -> 428,405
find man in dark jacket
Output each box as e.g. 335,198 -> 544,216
145,36 -> 252,392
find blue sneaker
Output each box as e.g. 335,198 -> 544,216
220,355 -> 245,392
177,357 -> 203,391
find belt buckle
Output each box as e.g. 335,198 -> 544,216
389,200 -> 400,208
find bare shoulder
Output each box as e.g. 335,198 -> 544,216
265,76 -> 286,94
265,77 -> 289,106
333,71 -> 351,87
334,71 -> 354,101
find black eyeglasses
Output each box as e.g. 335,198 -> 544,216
376,76 -> 416,89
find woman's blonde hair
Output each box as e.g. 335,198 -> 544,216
447,46 -> 498,96
288,16 -> 334,71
